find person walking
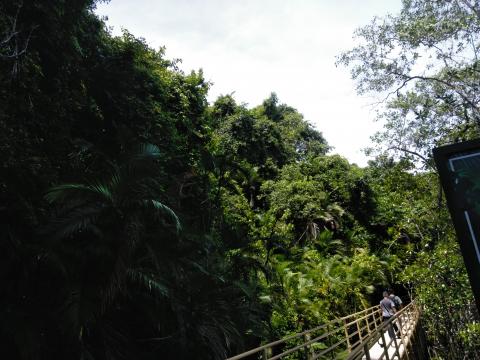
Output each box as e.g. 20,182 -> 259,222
380,291 -> 396,342
389,289 -> 403,310
389,289 -> 403,335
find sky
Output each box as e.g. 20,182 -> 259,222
95,0 -> 401,166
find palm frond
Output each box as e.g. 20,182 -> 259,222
118,144 -> 164,188
126,268 -> 169,299
108,171 -> 122,194
133,143 -> 161,160
48,205 -> 103,240
88,181 -> 114,201
189,261 -> 212,277
145,199 -> 181,232
195,300 -> 242,360
233,281 -> 256,299
45,183 -> 113,204
45,184 -> 95,203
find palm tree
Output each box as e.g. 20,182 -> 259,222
43,143 -> 180,353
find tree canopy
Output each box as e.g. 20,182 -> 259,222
338,0 -> 480,166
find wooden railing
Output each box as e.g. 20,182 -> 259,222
226,302 -> 421,360
347,302 -> 421,360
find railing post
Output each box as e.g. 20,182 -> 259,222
380,330 -> 391,360
370,308 -> 376,332
399,309 -> 404,332
304,333 -> 313,360
363,343 -> 372,360
343,319 -> 351,352
395,313 -> 410,360
356,318 -> 363,343
391,326 -> 400,358
263,347 -> 269,360
404,307 -> 410,330
374,308 -> 381,330
365,312 -> 371,335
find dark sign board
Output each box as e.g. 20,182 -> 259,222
433,139 -> 480,311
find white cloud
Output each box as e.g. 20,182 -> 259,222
96,0 -> 401,166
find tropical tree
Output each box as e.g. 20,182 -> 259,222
338,0 -> 480,164
42,144 -> 179,355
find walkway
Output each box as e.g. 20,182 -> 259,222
350,303 -> 420,360
226,301 -> 423,360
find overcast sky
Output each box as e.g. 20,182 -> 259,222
95,0 -> 401,166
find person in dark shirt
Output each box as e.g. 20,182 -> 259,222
389,289 -> 403,310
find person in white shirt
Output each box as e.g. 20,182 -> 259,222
380,291 -> 396,340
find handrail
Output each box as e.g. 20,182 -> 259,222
347,301 -> 420,360
227,304 -> 382,360
226,301 -> 421,360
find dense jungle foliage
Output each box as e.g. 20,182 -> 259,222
0,0 -> 479,359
